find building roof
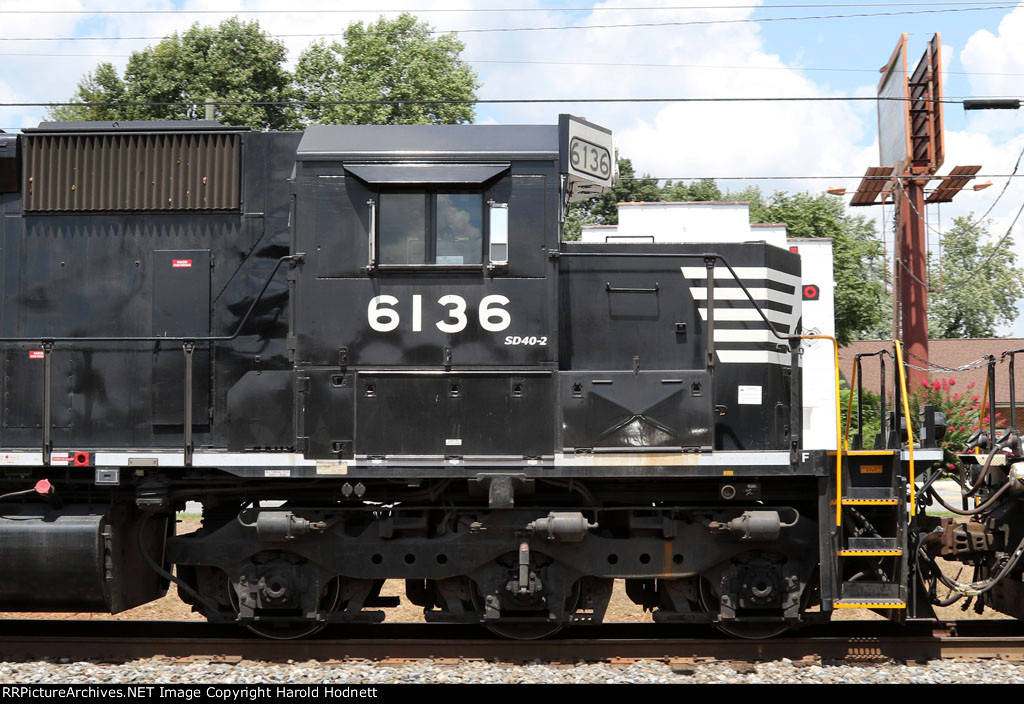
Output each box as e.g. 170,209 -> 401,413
617,200 -> 750,206
838,338 -> 1024,407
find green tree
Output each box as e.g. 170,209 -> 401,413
662,177 -> 723,202
563,158 -> 661,240
739,189 -> 889,345
928,216 -> 1024,338
50,18 -> 295,130
294,14 -> 478,125
49,63 -> 128,122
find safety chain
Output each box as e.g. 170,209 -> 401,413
904,349 -> 995,373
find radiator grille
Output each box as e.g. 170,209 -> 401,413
23,132 -> 241,212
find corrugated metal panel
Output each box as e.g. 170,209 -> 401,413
22,132 -> 240,212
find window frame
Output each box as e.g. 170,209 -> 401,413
375,187 -> 487,270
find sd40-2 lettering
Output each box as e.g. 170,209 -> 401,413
504,336 -> 548,346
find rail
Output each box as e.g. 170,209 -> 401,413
0,619 -> 1021,664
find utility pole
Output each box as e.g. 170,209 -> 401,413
849,33 -> 980,391
897,175 -> 929,389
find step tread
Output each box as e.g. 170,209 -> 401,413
834,598 -> 906,609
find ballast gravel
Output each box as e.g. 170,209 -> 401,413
3,657 -> 1024,684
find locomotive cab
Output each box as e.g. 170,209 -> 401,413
287,119 -> 596,461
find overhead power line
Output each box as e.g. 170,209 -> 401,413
0,2 -> 1016,14
469,59 -> 1024,78
618,174 -> 1024,181
971,144 -> 1024,225
0,5 -> 1017,41
0,95 -> 982,108
3,53 -> 1024,81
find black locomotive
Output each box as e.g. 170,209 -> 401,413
0,116 -> 1016,639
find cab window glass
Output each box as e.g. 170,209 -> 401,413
378,191 -> 482,266
436,193 -> 483,265
379,193 -> 426,265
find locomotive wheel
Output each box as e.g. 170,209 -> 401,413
228,576 -> 341,640
697,578 -> 791,640
471,581 -> 582,641
484,620 -> 567,640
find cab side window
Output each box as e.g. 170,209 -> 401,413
379,190 -> 483,267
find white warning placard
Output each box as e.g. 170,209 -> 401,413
738,385 -> 763,405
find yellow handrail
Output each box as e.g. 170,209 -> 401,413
843,361 -> 858,452
894,341 -> 916,517
796,334 -> 843,528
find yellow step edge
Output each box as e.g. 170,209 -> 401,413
829,450 -> 899,456
837,550 -> 903,556
834,601 -> 906,609
840,499 -> 899,505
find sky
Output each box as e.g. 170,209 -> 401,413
2,0 -> 1024,332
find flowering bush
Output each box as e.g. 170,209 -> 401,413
911,376 -> 1003,453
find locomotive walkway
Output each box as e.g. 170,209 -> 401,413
1,620 -> 1023,665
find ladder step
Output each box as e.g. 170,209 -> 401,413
834,599 -> 906,609
837,549 -> 902,556
847,536 -> 900,551
840,581 -> 901,600
841,487 -> 898,505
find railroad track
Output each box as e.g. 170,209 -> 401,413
2,620 -> 1024,664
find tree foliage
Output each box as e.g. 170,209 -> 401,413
563,159 -> 691,240
662,177 -> 723,202
928,216 -> 1024,338
742,189 -> 889,345
51,18 -> 295,130
51,14 -> 478,130
294,14 -> 478,125
49,63 -> 129,123
566,169 -> 889,345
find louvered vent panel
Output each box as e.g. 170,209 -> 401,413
23,132 -> 240,212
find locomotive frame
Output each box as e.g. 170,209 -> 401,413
0,116 -> 1013,640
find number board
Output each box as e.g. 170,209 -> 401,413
559,115 -> 616,202
569,137 -> 612,182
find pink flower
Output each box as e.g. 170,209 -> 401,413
948,379 -> 956,387
953,393 -> 962,400
932,380 -> 941,390
972,394 -> 980,402
941,378 -> 949,390
958,425 -> 965,432
921,380 -> 930,388
968,382 -> 976,389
